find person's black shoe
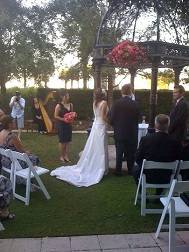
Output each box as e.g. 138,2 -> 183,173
114,171 -> 123,176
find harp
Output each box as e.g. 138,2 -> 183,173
38,91 -> 57,133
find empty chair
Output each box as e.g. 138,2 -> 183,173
155,179 -> 189,252
12,150 -> 50,205
134,159 -> 179,216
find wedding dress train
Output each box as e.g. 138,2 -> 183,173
50,103 -> 108,187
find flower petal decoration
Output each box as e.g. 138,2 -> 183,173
107,40 -> 148,68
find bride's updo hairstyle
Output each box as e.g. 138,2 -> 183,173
94,88 -> 106,106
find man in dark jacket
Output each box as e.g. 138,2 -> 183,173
134,114 -> 182,186
169,85 -> 188,143
109,84 -> 139,175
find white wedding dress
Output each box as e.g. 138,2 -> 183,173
50,102 -> 108,187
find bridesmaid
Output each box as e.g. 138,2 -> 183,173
54,92 -> 73,162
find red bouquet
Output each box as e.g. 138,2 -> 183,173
107,40 -> 147,68
63,112 -> 77,124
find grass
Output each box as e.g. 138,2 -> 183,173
0,133 -> 160,238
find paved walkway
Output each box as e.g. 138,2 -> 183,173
0,231 -> 189,252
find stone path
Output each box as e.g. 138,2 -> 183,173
0,231 -> 189,252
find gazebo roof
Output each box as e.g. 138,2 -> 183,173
92,41 -> 189,69
93,0 -> 189,70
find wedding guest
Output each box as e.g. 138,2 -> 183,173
134,114 -> 182,193
32,97 -> 46,134
0,175 -> 15,220
9,91 -> 25,139
54,91 -> 73,162
169,85 -> 189,143
109,84 -> 139,176
0,115 -> 39,170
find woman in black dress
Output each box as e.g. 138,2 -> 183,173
54,92 -> 73,162
32,98 -> 46,134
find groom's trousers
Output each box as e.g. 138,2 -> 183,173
115,139 -> 137,174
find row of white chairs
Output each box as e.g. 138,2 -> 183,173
134,159 -> 189,216
0,148 -> 51,206
134,159 -> 189,252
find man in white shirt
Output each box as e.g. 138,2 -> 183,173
9,91 -> 25,139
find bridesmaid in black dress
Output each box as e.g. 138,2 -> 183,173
32,98 -> 46,134
54,92 -> 73,162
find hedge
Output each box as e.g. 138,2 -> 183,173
1,87 -> 188,122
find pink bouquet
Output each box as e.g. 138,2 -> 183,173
107,40 -> 147,68
63,112 -> 77,124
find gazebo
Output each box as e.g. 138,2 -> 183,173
92,0 -> 189,127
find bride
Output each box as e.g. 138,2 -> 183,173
50,89 -> 109,187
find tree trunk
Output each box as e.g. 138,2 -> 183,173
0,76 -> 6,94
71,80 -> 73,89
82,60 -> 88,90
23,69 -> 27,88
65,80 -> 67,89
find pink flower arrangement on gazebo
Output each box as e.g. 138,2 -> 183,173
107,40 -> 148,68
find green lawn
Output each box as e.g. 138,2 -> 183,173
0,133 -> 160,238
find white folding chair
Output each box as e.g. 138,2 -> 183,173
0,148 -> 14,184
134,159 -> 179,216
12,151 -> 51,205
155,179 -> 189,252
177,160 -> 189,181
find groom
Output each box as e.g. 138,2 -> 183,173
109,84 -> 139,176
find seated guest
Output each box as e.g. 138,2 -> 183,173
133,114 -> 182,191
0,115 -> 39,170
0,175 -> 15,220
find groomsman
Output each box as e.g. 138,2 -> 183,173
109,84 -> 139,175
169,85 -> 189,143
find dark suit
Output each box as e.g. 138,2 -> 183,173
134,131 -> 182,184
109,96 -> 139,173
169,97 -> 189,142
180,144 -> 189,180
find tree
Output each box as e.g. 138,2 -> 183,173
13,5 -> 56,88
48,0 -> 102,89
0,1 -> 56,92
0,0 -> 22,93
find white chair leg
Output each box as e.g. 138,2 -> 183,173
31,168 -> 50,200
141,177 -> 146,216
134,165 -> 144,205
155,203 -> 168,238
25,176 -> 31,206
169,199 -> 176,252
13,172 -> 16,198
0,221 -> 5,231
134,179 -> 141,205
